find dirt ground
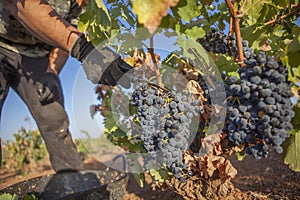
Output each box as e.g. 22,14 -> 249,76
0,148 -> 299,200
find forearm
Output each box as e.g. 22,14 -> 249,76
47,47 -> 69,75
1,0 -> 81,52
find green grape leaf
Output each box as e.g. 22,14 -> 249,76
78,0 -> 111,45
104,117 -> 117,133
95,0 -> 110,16
77,11 -> 91,33
234,151 -> 246,161
0,193 -> 18,200
112,128 -> 127,138
115,137 -> 145,152
283,28 -> 300,85
272,0 -> 288,8
284,131 -> 300,172
227,71 -> 240,79
287,27 -> 300,68
210,53 -> 240,73
292,107 -> 300,130
160,14 -> 178,30
289,66 -> 300,86
149,169 -> 169,183
24,194 -> 38,200
241,24 -> 267,47
256,4 -> 269,24
263,3 -> 280,23
208,13 -> 221,26
184,26 -> 205,40
132,172 -> 145,188
127,154 -> 145,187
243,0 -> 272,23
111,6 -> 121,21
176,34 -> 209,61
132,0 -> 179,34
218,18 -> 226,31
177,0 -> 201,22
121,7 -> 135,28
200,0 -> 213,6
218,1 -> 228,12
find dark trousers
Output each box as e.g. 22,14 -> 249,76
0,46 -> 83,172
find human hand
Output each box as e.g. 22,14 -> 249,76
36,73 -> 62,105
70,34 -> 133,88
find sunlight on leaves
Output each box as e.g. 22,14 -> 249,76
132,0 -> 179,34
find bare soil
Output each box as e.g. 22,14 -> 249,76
0,149 -> 299,200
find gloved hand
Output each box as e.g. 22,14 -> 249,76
36,73 -> 62,105
70,34 -> 133,88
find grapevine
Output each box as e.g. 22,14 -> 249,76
81,0 -> 300,199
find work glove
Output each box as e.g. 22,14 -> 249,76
36,73 -> 63,105
70,34 -> 133,88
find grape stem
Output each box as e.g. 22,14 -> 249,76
264,4 -> 300,26
225,0 -> 245,67
148,36 -> 163,88
138,79 -> 170,93
237,0 -> 247,15
228,17 -> 237,58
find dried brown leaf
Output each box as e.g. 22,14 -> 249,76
206,155 -> 218,177
218,159 -> 237,182
199,133 -> 223,156
185,80 -> 207,101
261,42 -> 272,51
182,68 -> 199,80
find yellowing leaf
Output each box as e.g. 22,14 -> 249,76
227,71 -> 240,79
149,169 -> 169,182
132,0 -> 179,34
234,151 -> 246,161
284,131 -> 300,172
95,0 -> 111,20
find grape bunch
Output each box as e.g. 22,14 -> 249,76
225,53 -> 294,158
131,82 -> 204,182
197,29 -> 231,55
197,29 -> 254,59
198,31 -> 295,159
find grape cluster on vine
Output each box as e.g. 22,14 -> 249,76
198,30 -> 295,159
227,54 -> 294,158
131,82 -> 204,182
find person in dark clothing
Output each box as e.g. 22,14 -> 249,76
0,0 -> 132,172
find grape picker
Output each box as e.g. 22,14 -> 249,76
0,0 -> 133,171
